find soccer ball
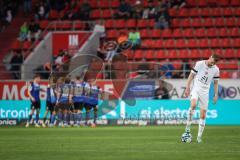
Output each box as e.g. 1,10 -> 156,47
181,132 -> 192,143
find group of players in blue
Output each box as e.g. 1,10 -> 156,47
26,74 -> 101,128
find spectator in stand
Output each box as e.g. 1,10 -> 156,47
23,0 -> 32,14
19,22 -> 29,41
4,8 -> 12,25
171,0 -> 186,8
63,0 -> 79,20
142,0 -> 156,19
28,19 -> 41,41
128,29 -> 141,49
160,59 -> 174,79
10,51 -> 24,79
154,80 -> 170,99
78,0 -> 91,21
154,0 -> 170,29
34,1 -> 49,20
132,0 -> 143,19
117,31 -> 128,44
115,0 -> 132,19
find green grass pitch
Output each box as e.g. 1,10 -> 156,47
0,126 -> 239,160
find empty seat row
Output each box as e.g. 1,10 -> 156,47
141,38 -> 240,49
107,27 -> 239,39
104,19 -> 155,29
172,17 -> 239,28
126,49 -> 240,60
169,7 -> 240,17
186,0 -> 240,7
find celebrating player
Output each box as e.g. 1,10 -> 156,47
72,76 -> 85,126
183,53 -> 220,143
84,79 -> 101,127
26,74 -> 43,128
56,77 -> 73,127
42,77 -> 57,127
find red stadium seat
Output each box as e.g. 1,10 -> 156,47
165,39 -> 175,49
145,50 -> 156,60
91,10 -> 101,19
181,18 -> 191,27
105,19 -> 115,28
151,29 -> 161,38
189,49 -> 200,59
188,8 -> 199,17
172,29 -> 183,38
169,8 -> 177,17
11,40 -> 22,50
134,50 -> 144,60
218,0 -> 229,6
126,19 -> 136,28
202,18 -> 214,27
221,38 -> 231,48
224,49 -> 237,58
172,19 -> 180,28
226,18 -> 236,27
89,0 -> 98,8
218,28 -> 229,37
56,21 -> 72,30
229,28 -> 239,37
110,0 -> 120,8
178,49 -> 189,59
210,38 -> 220,48
186,39 -> 198,48
102,9 -> 113,19
137,19 -> 148,28
178,8 -> 188,17
148,19 -> 155,28
192,18 -> 202,27
206,28 -> 217,38
98,0 -> 109,8
107,30 -> 118,38
230,0 -> 240,6
161,29 -> 172,38
220,71 -> 231,79
195,28 -> 206,38
183,28 -> 194,38
155,50 -> 165,59
115,20 -> 125,28
215,18 -> 225,27
201,8 -> 211,17
212,8 -> 222,17
175,39 -> 186,49
232,38 -> 240,47
201,49 -> 212,58
140,29 -> 150,38
154,40 -> 164,49
166,49 -> 178,59
198,39 -> 209,48
22,41 -> 32,50
142,39 -> 154,49
223,8 -> 233,16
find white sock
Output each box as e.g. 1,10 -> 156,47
197,119 -> 206,138
185,109 -> 194,131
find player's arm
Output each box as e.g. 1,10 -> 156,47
213,69 -> 220,104
185,72 -> 194,97
213,80 -> 218,104
27,82 -> 35,102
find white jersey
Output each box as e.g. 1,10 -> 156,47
191,60 -> 220,93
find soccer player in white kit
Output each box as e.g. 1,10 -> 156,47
183,54 -> 220,143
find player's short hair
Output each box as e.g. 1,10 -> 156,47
64,77 -> 71,84
76,76 -> 81,80
211,53 -> 221,62
33,74 -> 41,79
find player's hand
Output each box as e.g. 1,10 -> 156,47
185,87 -> 190,97
213,95 -> 218,104
31,97 -> 35,102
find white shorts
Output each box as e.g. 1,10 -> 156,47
190,88 -> 209,110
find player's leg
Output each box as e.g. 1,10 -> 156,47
42,109 -> 49,128
197,95 -> 208,143
185,98 -> 198,132
92,105 -> 98,127
69,104 -> 75,126
85,105 -> 91,126
34,101 -> 41,127
26,106 -> 35,127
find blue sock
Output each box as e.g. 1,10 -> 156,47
63,113 -> 68,124
58,112 -> 63,123
50,114 -> 55,124
36,114 -> 39,124
28,114 -> 32,122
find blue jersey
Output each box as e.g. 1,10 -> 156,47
84,84 -> 100,105
29,82 -> 40,102
73,82 -> 85,103
57,83 -> 72,103
46,85 -> 56,104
